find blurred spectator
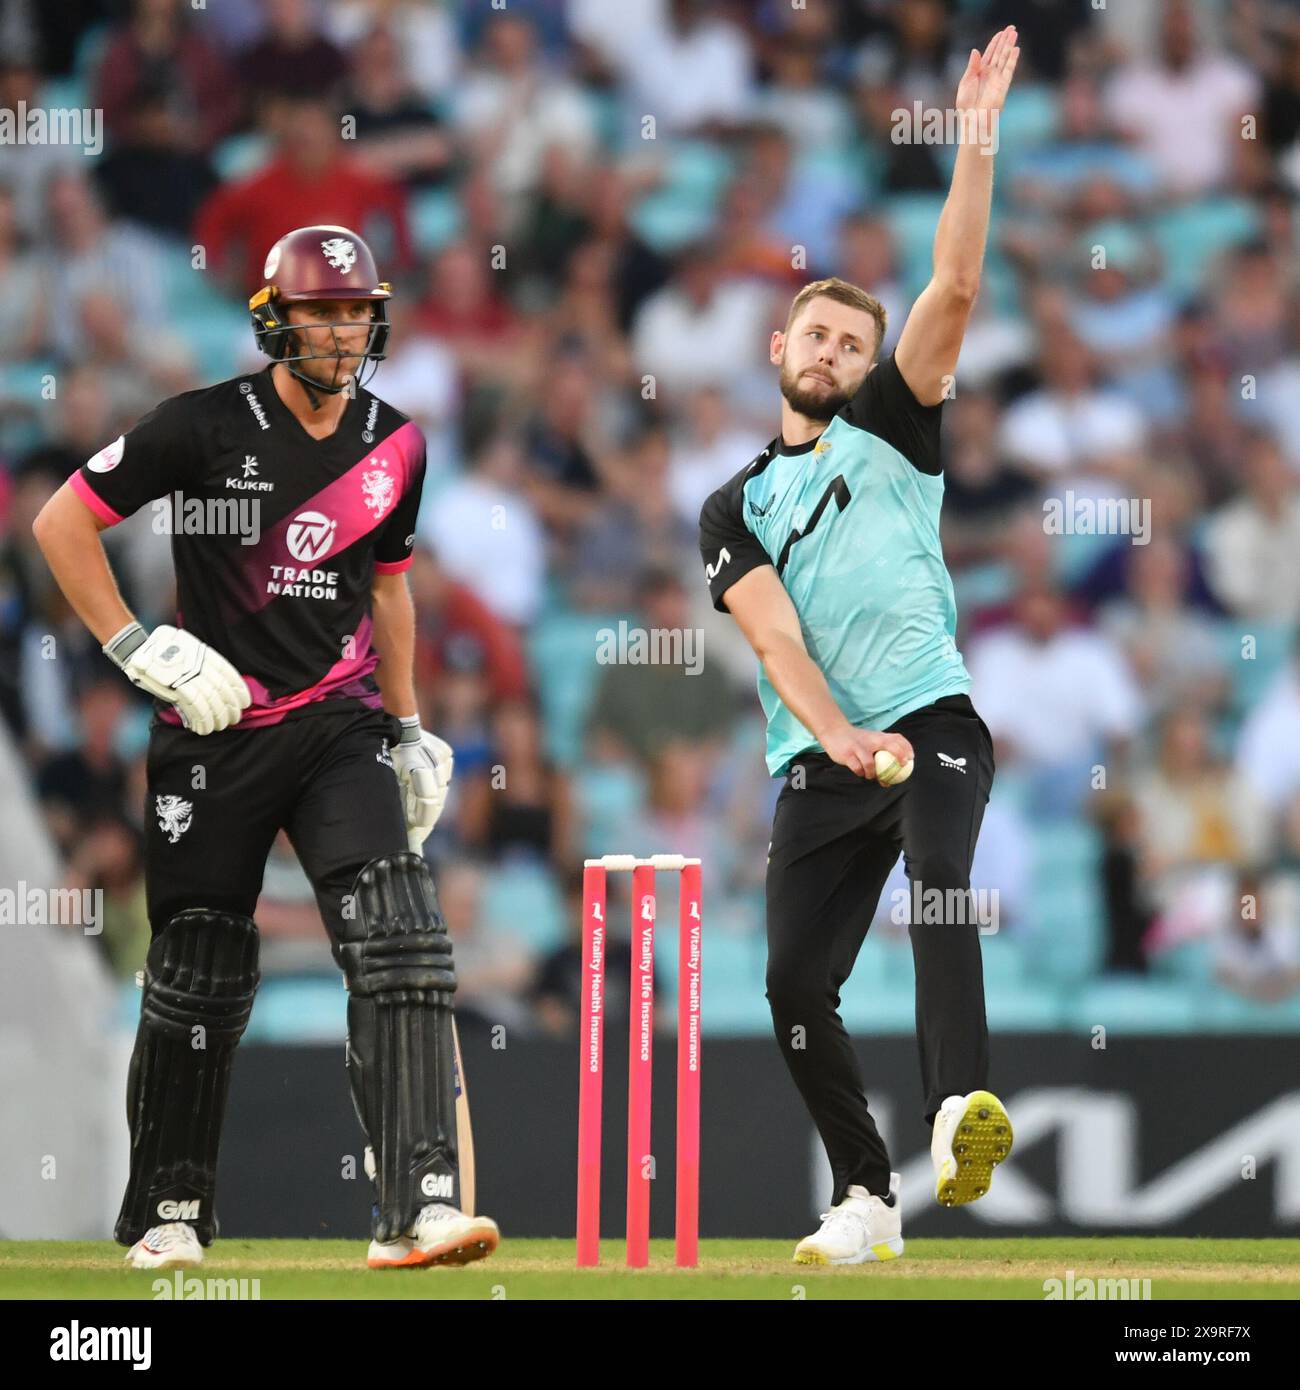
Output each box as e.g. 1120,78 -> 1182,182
366,297 -> 459,477
93,0 -> 239,154
518,350 -> 616,539
580,0 -> 755,138
65,812 -> 150,980
534,236 -> 634,387
582,166 -> 671,335
193,94 -> 411,292
327,0 -> 462,107
457,696 -> 574,866
423,433 -> 547,627
585,568 -> 737,765
1093,791 -> 1155,973
40,173 -> 166,365
1067,220 -> 1177,411
1132,707 -> 1273,952
836,214 -> 907,358
1098,534 -> 1227,713
667,387 -> 767,531
569,425 -> 697,612
409,545 -> 530,707
853,0 -> 962,193
0,62 -> 84,238
754,3 -> 851,155
452,12 -> 597,220
1105,0 -> 1259,197
631,240 -> 772,402
938,391 -> 1038,567
1251,293 -> 1300,473
714,175 -> 804,288
1202,430 -> 1300,623
436,858 -> 536,1034
0,181 -> 45,361
1262,21 -> 1300,172
72,291 -> 193,419
998,327 -> 1147,486
1211,241 -> 1292,376
415,240 -> 529,390
93,87 -> 219,240
1011,73 -> 1157,209
745,125 -> 858,281
0,461 -> 89,740
967,581 -> 1144,815
36,678 -> 134,848
1235,638 -> 1300,817
1212,869 -> 1300,1002
341,21 -> 452,188
17,367 -> 121,481
241,0 -> 348,107
533,867 -> 638,1037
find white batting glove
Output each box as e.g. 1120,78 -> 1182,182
392,716 -> 454,851
105,622 -> 251,735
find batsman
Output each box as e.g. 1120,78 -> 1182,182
699,29 -> 1021,1263
33,224 -> 499,1270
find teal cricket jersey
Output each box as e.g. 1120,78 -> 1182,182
699,353 -> 971,777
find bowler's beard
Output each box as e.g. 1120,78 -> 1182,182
779,361 -> 852,421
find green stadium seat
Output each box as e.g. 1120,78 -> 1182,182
1067,976 -> 1200,1032
1150,938 -> 1215,986
980,933 -> 1026,986
211,133 -> 271,184
629,141 -> 734,255
1214,620 -> 1297,720
1150,197 -> 1260,301
0,359 -> 60,409
573,764 -> 647,860
840,977 -> 916,1034
528,609 -> 630,767
246,976 -> 346,1043
985,984 -> 1066,1030
479,860 -> 565,951
409,187 -> 463,253
1201,987 -> 1300,1031
696,928 -> 768,1035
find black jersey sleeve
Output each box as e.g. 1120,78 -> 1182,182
841,352 -> 944,475
72,394 -> 199,524
374,444 -> 426,573
699,460 -> 775,613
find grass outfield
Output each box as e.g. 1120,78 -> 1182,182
2,1238 -> 1299,1299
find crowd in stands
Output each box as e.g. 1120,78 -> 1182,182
2,0 -> 1299,1034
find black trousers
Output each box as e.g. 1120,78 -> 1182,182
765,694 -> 995,1205
144,706 -> 410,953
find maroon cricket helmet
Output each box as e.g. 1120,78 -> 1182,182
248,224 -> 392,392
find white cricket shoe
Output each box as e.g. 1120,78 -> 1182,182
793,1172 -> 903,1265
932,1089 -> 1014,1207
124,1222 -> 203,1270
367,1203 -> 500,1269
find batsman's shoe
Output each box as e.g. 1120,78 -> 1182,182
792,1173 -> 903,1265
367,1204 -> 500,1269
124,1222 -> 203,1270
932,1090 -> 1013,1207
